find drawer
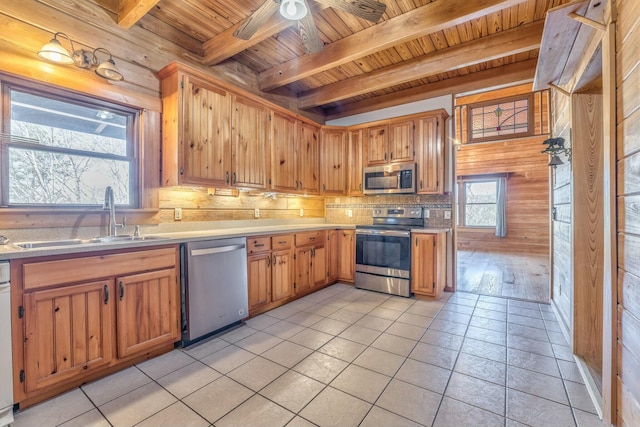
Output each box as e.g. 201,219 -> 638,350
295,230 -> 326,247
271,234 -> 293,250
247,236 -> 271,253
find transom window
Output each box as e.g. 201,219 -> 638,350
458,180 -> 498,227
1,79 -> 138,207
468,94 -> 533,143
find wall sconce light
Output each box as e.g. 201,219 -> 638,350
541,137 -> 571,168
38,32 -> 124,81
280,0 -> 308,20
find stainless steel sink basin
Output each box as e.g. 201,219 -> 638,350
16,235 -> 164,249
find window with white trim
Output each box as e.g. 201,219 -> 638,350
1,79 -> 139,207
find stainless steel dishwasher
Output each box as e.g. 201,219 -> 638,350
181,238 -> 248,346
0,262 -> 14,427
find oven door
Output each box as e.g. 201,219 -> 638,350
355,229 -> 411,279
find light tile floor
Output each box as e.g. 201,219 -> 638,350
13,284 -> 605,427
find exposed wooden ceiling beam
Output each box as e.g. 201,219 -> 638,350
202,2 -> 332,66
117,0 -> 160,29
299,20 -> 543,109
258,0 -> 529,91
324,59 -> 537,120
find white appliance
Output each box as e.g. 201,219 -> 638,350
0,262 -> 14,427
181,238 -> 248,346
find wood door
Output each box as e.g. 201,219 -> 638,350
416,115 -> 443,194
364,125 -> 389,166
389,119 -> 415,163
182,75 -> 231,187
411,234 -> 436,297
23,281 -> 114,393
247,252 -> 271,312
312,245 -> 327,288
320,128 -> 348,195
270,111 -> 298,192
297,122 -> 320,194
327,230 -> 340,283
348,129 -> 363,195
232,95 -> 268,189
338,230 -> 355,282
271,249 -> 294,302
295,247 -> 312,294
116,268 -> 179,358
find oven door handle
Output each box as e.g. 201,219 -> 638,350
356,229 -> 410,238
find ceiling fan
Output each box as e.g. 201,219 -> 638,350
233,0 -> 387,54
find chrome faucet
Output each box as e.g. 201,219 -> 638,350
103,186 -> 125,236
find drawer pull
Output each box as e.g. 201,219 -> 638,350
309,237 -> 316,241
254,243 -> 265,247
277,240 -> 287,244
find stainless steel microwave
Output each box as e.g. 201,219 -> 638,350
362,163 -> 416,194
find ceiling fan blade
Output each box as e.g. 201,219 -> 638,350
233,0 -> 281,40
298,3 -> 324,54
314,0 -> 387,23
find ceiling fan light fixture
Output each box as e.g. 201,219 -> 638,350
280,0 -> 307,20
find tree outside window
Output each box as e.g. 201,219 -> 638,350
459,180 -> 498,227
1,82 -> 138,207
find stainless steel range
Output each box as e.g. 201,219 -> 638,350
355,207 -> 423,297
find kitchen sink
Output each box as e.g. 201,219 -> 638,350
16,235 -> 164,249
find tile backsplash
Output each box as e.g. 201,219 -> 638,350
325,194 -> 453,228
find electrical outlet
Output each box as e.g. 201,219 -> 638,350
174,208 -> 182,221
299,209 -> 304,217
424,209 -> 430,219
444,210 -> 452,220
347,209 -> 353,218
254,208 -> 260,218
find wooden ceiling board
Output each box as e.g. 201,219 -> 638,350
148,1 -> 228,41
136,14 -> 204,55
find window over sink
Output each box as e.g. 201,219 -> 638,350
0,77 -> 139,207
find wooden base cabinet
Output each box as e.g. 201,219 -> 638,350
247,234 -> 294,315
411,233 -> 447,298
338,230 -> 355,282
13,246 -> 180,406
295,231 -> 327,294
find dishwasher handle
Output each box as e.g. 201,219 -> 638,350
191,243 -> 246,257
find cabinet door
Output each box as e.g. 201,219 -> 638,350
232,96 -> 269,189
416,115 -> 443,194
327,230 -> 340,283
338,230 -> 355,282
312,245 -> 327,288
295,247 -> 312,294
248,252 -> 271,312
23,281 -> 114,393
348,129 -> 363,195
297,122 -> 320,194
389,119 -> 415,163
271,249 -> 294,302
411,234 -> 436,296
182,75 -> 231,186
270,112 -> 298,192
320,128 -> 348,195
116,268 -> 179,358
364,125 -> 389,166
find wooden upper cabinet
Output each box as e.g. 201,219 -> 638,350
389,119 -> 415,163
364,125 -> 389,166
348,129 -> 363,195
270,111 -> 298,192
297,122 -> 321,194
232,95 -> 269,189
320,128 -> 348,195
180,75 -> 232,187
116,268 -> 179,359
416,111 -> 447,194
23,281 -> 114,393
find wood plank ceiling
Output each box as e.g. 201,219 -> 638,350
100,0 -> 571,119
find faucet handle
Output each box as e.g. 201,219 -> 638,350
121,216 -> 126,228
134,225 -> 140,237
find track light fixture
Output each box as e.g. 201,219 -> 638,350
38,32 -> 124,81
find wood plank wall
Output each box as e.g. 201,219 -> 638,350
616,0 -> 640,424
550,89 -> 573,339
454,84 -> 550,255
